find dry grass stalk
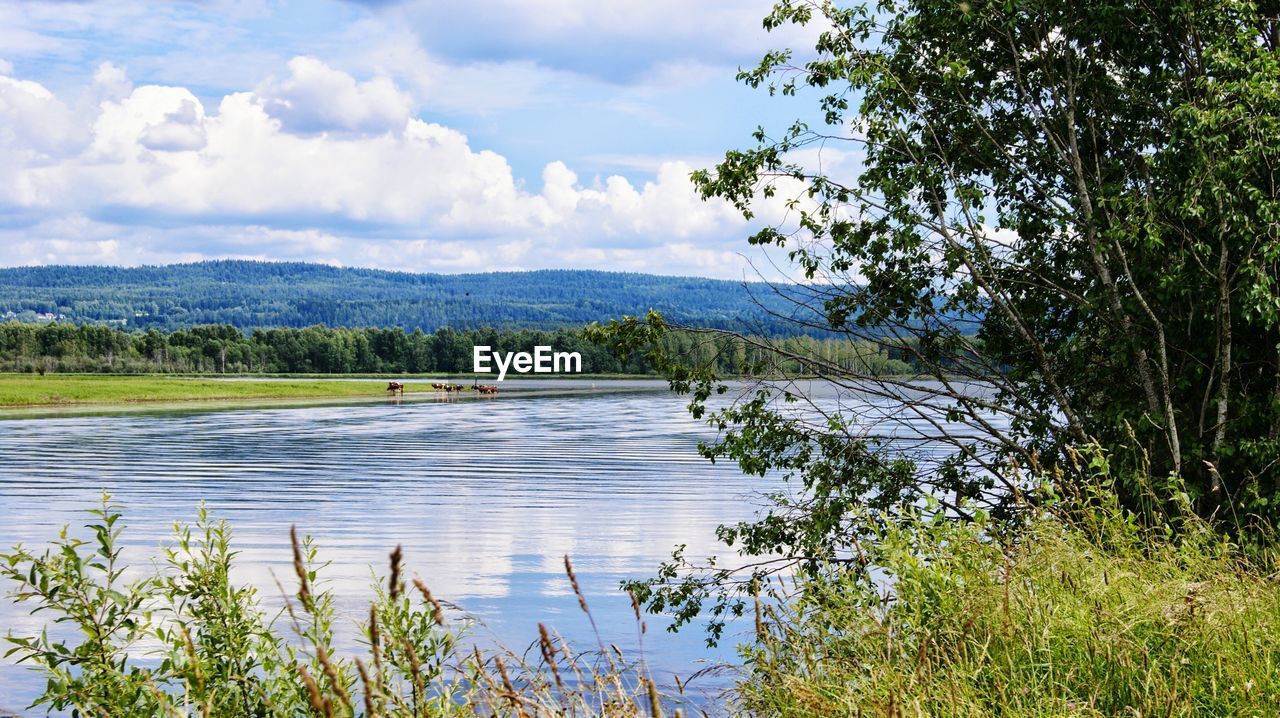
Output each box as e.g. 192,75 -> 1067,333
316,645 -> 352,710
564,554 -> 609,660
646,677 -> 663,718
412,577 -> 446,626
388,545 -> 403,602
494,655 -> 530,717
355,657 -> 378,718
297,664 -> 332,718
368,604 -> 384,687
538,622 -> 565,691
290,524 -> 312,610
564,554 -> 589,614
402,637 -> 426,713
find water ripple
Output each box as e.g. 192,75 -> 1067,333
0,385 -> 765,711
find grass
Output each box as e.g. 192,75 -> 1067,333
740,486 -> 1280,716
0,373 -> 665,408
0,374 -> 436,407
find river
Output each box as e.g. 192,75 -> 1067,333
0,376 -> 1010,714
0,379 -> 778,713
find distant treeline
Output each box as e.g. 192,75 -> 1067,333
0,322 -> 921,376
0,261 -> 827,335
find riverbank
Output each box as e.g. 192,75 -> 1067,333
741,490 -> 1280,716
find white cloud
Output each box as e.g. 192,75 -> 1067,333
0,60 -> 785,276
88,84 -> 208,162
0,217 -> 769,278
0,72 -> 86,212
378,0 -> 815,82
0,74 -> 80,157
92,61 -> 133,101
139,98 -> 208,152
256,56 -> 412,134
0,0 -> 842,278
0,216 -> 128,266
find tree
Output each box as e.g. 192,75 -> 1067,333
593,0 -> 1280,641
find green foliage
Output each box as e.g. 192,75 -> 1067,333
693,0 -> 1280,516
0,497 -> 378,716
0,320 -> 921,379
1,501 -> 676,717
0,260 -> 814,336
0,497 -> 157,714
158,510 -> 291,715
739,473 -> 1280,716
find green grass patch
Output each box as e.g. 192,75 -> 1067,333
741,489 -> 1280,716
0,374 -> 428,407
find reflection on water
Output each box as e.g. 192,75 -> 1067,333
0,381 -> 767,711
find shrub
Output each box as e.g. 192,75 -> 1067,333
1,498 -> 678,717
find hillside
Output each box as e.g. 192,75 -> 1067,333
0,261 -> 809,333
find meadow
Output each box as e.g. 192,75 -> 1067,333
0,374 -> 425,407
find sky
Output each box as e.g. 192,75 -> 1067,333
0,0 -> 835,279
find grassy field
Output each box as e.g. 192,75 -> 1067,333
0,374 -> 434,407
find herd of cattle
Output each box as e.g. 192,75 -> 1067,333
385,381 -> 499,396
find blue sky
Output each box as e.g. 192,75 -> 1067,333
0,0 -> 842,278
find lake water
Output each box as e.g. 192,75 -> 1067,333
0,379 -> 774,713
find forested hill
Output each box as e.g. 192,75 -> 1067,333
0,261 -> 808,333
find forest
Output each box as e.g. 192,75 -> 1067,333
0,321 -> 920,376
0,260 -> 820,335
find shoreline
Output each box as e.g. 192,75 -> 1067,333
0,373 -> 667,411
0,386 -> 671,419
0,371 -> 942,412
